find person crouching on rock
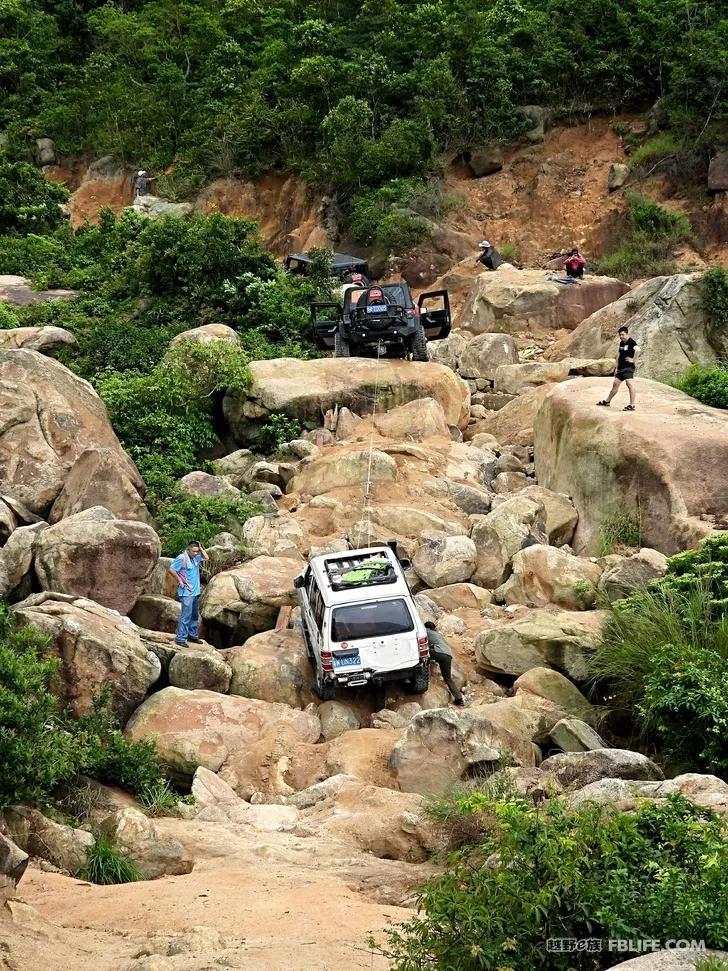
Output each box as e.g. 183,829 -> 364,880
424,622 -> 464,705
169,541 -> 208,647
475,240 -> 503,271
597,326 -> 639,412
564,248 -> 585,279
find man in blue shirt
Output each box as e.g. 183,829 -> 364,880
168,541 -> 208,646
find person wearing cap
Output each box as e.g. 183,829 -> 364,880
133,170 -> 149,196
475,240 -> 504,271
169,541 -> 209,646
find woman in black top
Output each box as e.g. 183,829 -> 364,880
597,326 -> 639,411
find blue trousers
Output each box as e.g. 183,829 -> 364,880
176,595 -> 199,643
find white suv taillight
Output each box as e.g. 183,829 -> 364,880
418,636 -> 430,658
321,650 -> 334,672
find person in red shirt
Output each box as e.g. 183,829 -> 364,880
564,248 -> 586,278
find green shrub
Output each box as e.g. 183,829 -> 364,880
596,194 -> 692,281
673,364 -> 728,409
0,609 -> 83,809
138,780 -> 190,817
258,413 -> 305,454
704,267 -> 728,331
499,241 -> 520,264
155,491 -> 262,558
80,838 -> 141,885
661,532 -> 728,612
0,303 -> 20,329
597,511 -> 642,555
696,958 -> 728,971
350,179 -> 443,252
383,795 -> 728,970
629,132 -> 681,169
0,162 -> 69,236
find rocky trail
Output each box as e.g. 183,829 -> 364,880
2,165 -> 728,969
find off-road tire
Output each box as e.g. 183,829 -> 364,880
334,331 -> 350,358
407,664 -> 431,694
411,323 -> 429,362
315,667 -> 337,701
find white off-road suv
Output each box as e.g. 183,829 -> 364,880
294,544 -> 430,701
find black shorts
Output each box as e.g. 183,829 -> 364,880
616,368 -> 635,381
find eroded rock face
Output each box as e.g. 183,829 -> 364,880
458,333 -> 519,380
390,707 -> 536,795
534,378 -> 728,554
412,532 -> 478,587
289,448 -> 397,497
0,326 -> 77,356
124,687 -> 321,786
495,546 -> 603,609
470,493 -> 547,587
200,556 -> 303,647
540,749 -> 664,788
514,667 -> 596,724
223,358 -> 471,442
548,273 -> 727,377
475,609 -> 606,680
0,350 -> 147,520
598,548 -> 668,601
34,508 -> 160,614
13,593 -> 161,721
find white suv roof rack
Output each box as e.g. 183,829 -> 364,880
323,547 -> 398,592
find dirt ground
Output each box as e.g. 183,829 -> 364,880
2,819 -> 425,971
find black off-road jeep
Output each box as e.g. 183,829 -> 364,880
310,283 -> 451,360
285,251 -> 369,280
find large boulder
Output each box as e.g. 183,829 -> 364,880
534,378 -> 728,554
548,273 -> 727,377
168,650 -> 232,693
708,152 -> 728,192
495,546 -> 603,609
611,952 -> 728,970
470,493 -> 546,587
475,608 -> 606,680
169,324 -> 240,347
0,832 -> 28,898
223,358 -> 471,441
0,326 -> 77,356
390,707 -> 536,795
518,485 -> 578,546
472,383 -> 555,447
34,508 -> 160,614
48,447 -> 152,525
2,807 -> 94,875
598,547 -> 669,601
200,555 -> 304,647
13,593 -> 161,721
223,629 -> 315,708
412,533 -> 478,587
513,667 -> 596,724
0,350 -> 147,520
458,333 -> 519,381
242,513 -> 309,558
540,748 -> 664,788
289,447 -> 397,497
366,397 -> 450,441
124,687 -> 321,786
460,268 -> 629,335
0,521 -> 47,601
494,361 -> 571,394
100,807 -> 192,879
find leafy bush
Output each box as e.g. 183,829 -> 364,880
383,795 -> 728,970
0,303 -> 20,329
154,492 -> 262,558
704,267 -> 728,331
597,511 -> 642,555
258,413 -> 305,454
597,194 -> 692,281
0,608 -> 82,809
138,780 -> 190,817
629,132 -> 681,169
350,179 -> 434,252
661,532 -> 728,612
0,161 -> 69,236
673,364 -> 728,409
80,838 -> 141,885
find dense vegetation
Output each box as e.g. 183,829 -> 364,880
1,1 -> 725,209
384,791 -> 728,969
0,604 -> 172,810
595,192 -> 693,280
590,534 -> 728,778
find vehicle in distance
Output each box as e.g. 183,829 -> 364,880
284,251 -> 369,280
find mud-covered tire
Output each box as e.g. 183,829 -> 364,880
411,323 -> 429,362
407,664 -> 431,694
315,667 -> 337,700
334,332 -> 350,357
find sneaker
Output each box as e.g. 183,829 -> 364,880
174,640 -> 187,647
188,637 -> 203,644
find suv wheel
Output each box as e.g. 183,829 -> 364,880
315,667 -> 337,701
334,332 -> 350,358
407,664 -> 431,694
411,323 -> 429,362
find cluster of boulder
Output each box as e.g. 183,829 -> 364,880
2,264 -> 728,903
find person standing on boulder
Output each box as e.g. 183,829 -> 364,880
597,326 -> 640,412
169,541 -> 208,647
424,622 -> 464,705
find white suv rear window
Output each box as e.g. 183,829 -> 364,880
331,599 -> 414,642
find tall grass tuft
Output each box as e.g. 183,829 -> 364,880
80,838 -> 142,885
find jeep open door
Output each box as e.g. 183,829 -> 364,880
417,290 -> 451,341
310,301 -> 342,351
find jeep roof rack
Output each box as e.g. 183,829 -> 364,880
324,549 -> 398,591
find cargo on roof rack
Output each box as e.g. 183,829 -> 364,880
324,551 -> 397,591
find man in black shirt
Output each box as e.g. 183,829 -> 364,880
475,240 -> 503,271
597,326 -> 639,411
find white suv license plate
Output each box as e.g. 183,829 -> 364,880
367,304 -> 388,313
333,653 -> 361,668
